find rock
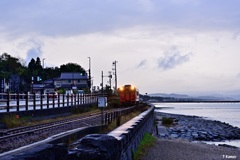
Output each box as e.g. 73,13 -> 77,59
192,132 -> 199,139
155,112 -> 240,143
170,134 -> 179,138
68,134 -> 120,160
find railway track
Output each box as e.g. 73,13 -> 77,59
0,107 -> 136,154
0,111 -> 100,138
0,112 -> 104,153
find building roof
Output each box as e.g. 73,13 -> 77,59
60,72 -> 88,80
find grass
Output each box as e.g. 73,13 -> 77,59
162,117 -> 174,126
102,110 -> 143,133
133,133 -> 156,160
2,114 -> 24,128
1,107 -> 101,128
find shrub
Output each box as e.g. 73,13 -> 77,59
2,114 -> 23,128
162,117 -> 174,126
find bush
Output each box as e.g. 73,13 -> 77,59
107,98 -> 120,108
2,114 -> 23,128
162,117 -> 173,126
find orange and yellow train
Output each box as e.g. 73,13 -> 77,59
117,84 -> 139,106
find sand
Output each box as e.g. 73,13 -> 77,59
142,138 -> 240,160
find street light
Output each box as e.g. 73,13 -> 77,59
42,58 -> 45,93
88,57 -> 91,92
42,58 -> 45,69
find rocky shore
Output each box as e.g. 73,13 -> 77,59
155,112 -> 240,143
141,112 -> 240,160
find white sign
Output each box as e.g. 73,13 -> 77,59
98,97 -> 107,107
72,86 -> 77,90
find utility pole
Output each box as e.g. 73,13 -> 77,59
100,71 -> 112,124
101,71 -> 104,95
108,71 -> 112,90
101,71 -> 104,124
112,61 -> 118,93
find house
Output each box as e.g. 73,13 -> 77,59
33,72 -> 89,93
54,72 -> 89,90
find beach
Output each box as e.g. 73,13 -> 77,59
142,138 -> 240,160
141,108 -> 240,160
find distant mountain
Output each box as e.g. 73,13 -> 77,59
149,93 -> 190,99
148,93 -> 240,101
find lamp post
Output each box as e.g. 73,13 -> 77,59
42,58 -> 45,93
88,57 -> 91,92
42,58 -> 45,69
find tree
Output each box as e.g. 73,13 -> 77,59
27,57 -> 43,81
35,57 -> 42,71
44,67 -> 60,80
0,53 -> 26,92
60,63 -> 86,74
0,53 -> 22,73
28,58 -> 36,72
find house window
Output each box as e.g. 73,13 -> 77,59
79,80 -> 87,84
56,82 -> 61,87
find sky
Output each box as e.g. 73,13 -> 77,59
0,0 -> 240,96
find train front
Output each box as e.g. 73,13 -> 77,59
117,84 -> 139,106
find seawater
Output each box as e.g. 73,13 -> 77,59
154,102 -> 240,147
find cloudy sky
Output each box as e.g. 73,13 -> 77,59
1,0 -> 240,95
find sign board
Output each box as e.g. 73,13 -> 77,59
72,86 -> 77,90
98,97 -> 107,107
0,78 -> 4,93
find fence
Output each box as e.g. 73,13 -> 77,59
0,92 -> 99,113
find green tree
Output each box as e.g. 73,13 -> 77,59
60,63 -> 86,74
0,53 -> 23,79
28,58 -> 36,72
0,53 -> 26,92
27,57 -> 43,83
44,67 -> 60,80
35,57 -> 42,71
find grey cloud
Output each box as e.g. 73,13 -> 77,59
237,73 -> 240,78
25,40 -> 43,63
0,0 -> 240,37
136,59 -> 147,68
232,32 -> 240,40
157,50 -> 191,70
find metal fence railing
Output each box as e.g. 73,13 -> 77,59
0,92 -> 99,113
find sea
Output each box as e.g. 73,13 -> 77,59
154,102 -> 240,148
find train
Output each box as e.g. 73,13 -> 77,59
117,84 -> 139,106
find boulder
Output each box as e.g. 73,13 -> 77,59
68,134 -> 120,160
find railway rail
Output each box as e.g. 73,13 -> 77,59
0,106 -> 136,154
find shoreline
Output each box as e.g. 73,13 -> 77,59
154,102 -> 240,129
154,112 -> 240,147
141,112 -> 240,160
142,138 -> 240,160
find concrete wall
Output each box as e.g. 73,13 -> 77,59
69,104 -> 155,160
110,104 -> 155,160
